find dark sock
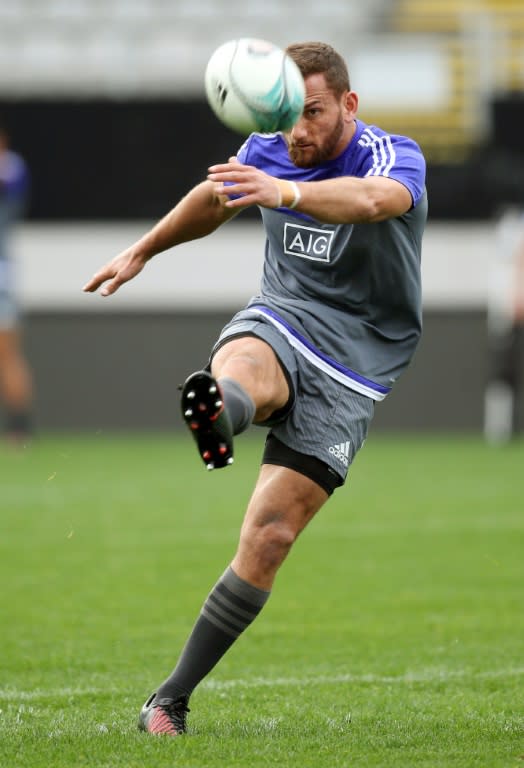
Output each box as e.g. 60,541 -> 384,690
219,377 -> 255,435
155,566 -> 270,701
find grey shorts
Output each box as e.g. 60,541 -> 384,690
0,259 -> 19,330
212,309 -> 375,488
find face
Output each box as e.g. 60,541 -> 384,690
286,73 -> 358,168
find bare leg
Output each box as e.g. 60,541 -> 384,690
150,466 -> 328,707
231,463 -> 329,589
211,336 -> 290,422
0,328 -> 32,436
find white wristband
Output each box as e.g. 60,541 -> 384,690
287,181 -> 301,209
274,179 -> 301,209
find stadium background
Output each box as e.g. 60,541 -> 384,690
1,0 -> 523,432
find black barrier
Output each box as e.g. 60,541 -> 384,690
1,96 -> 523,221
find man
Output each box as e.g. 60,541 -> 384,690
83,42 -> 427,736
0,121 -> 33,443
485,207 -> 524,441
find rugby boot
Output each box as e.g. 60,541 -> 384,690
138,692 -> 189,736
181,370 -> 234,470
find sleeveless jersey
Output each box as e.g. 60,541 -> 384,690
235,119 -> 427,400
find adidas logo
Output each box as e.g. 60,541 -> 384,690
328,440 -> 351,467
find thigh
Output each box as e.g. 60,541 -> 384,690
244,462 -> 329,527
231,463 -> 329,589
212,312 -> 299,398
211,335 -> 290,421
0,259 -> 18,331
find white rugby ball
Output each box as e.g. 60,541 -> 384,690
204,38 -> 305,135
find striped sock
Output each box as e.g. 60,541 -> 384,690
155,567 -> 270,701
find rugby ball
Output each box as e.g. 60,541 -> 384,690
204,38 -> 305,135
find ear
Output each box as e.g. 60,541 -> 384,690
343,90 -> 358,120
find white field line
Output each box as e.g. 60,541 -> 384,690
1,667 -> 523,702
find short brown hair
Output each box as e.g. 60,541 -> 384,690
285,42 -> 350,96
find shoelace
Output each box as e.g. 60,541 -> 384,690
156,697 -> 190,732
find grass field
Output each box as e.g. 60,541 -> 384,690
1,432 -> 523,767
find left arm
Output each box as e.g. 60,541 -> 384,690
208,159 -> 413,224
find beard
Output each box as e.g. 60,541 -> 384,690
287,112 -> 345,168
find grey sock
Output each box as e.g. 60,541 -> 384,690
219,377 -> 256,435
155,567 -> 270,701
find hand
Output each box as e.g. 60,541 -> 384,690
207,156 -> 282,210
82,247 -> 150,296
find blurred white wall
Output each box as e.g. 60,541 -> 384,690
13,220 -> 496,311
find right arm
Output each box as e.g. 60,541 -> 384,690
83,180 -> 237,296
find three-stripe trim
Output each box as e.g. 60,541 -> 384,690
358,126 -> 397,178
201,582 -> 261,638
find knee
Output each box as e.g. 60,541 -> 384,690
243,512 -> 298,571
212,338 -> 289,420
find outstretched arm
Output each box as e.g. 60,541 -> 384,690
208,159 -> 413,224
83,180 -> 237,296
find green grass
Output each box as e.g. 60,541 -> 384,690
0,432 -> 523,767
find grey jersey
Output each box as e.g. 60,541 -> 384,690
236,121 -> 427,400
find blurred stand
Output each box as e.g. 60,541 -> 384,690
484,207 -> 524,443
0,120 -> 33,443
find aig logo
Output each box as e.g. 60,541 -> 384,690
283,223 -> 334,263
